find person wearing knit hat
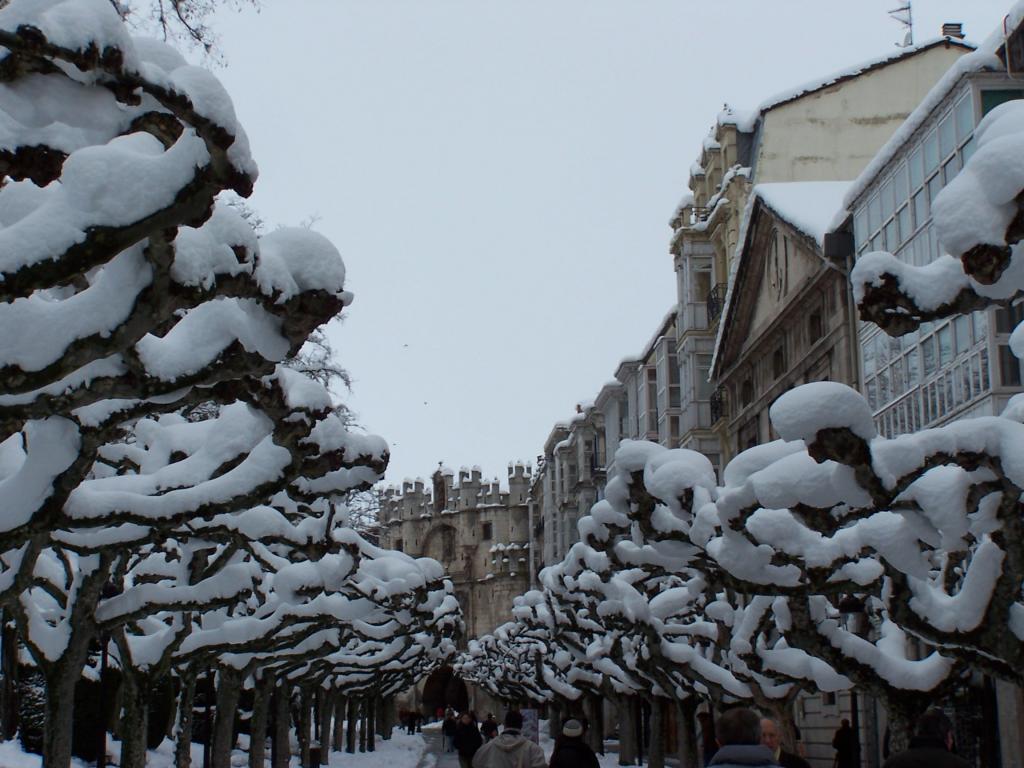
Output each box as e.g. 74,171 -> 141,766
548,719 -> 599,768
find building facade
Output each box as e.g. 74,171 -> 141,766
379,464 -> 533,641
536,404 -> 606,569
671,37 -> 974,471
829,20 -> 1024,768
711,182 -> 858,458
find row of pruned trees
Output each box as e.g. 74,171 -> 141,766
0,1 -> 461,766
459,98 -> 1024,762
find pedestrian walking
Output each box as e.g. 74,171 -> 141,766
832,719 -> 856,768
472,710 -> 546,768
760,718 -> 809,768
481,713 -> 499,742
443,711 -> 458,752
454,711 -> 484,768
882,709 -> 969,768
549,719 -> 599,768
707,708 -> 778,768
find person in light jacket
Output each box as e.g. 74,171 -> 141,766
472,710 -> 546,768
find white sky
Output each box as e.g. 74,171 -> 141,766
210,0 -> 1009,486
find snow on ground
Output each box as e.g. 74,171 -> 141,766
0,723 -> 630,768
0,730 -> 429,768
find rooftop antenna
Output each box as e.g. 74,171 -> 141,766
889,2 -> 913,47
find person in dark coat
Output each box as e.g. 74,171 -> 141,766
882,709 -> 970,768
454,712 -> 484,768
707,708 -> 778,768
832,719 -> 856,768
481,713 -> 499,742
549,719 -> 599,768
760,718 -> 809,768
442,711 -> 459,752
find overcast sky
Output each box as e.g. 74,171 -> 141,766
210,0 -> 1009,487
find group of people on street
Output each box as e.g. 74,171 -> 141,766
701,707 -> 968,768
438,702 -> 967,768
439,708 -> 599,768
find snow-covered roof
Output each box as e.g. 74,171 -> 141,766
831,13 -> 1024,226
684,37 -> 975,216
755,181 -> 852,246
717,104 -> 758,133
710,181 -> 851,376
759,36 -> 975,114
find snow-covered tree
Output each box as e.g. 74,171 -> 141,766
0,2 -> 460,766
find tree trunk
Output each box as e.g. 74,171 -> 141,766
332,696 -> 345,752
346,698 -> 357,753
584,694 -> 603,754
358,698 -> 367,752
648,698 -> 665,768
119,668 -> 150,768
175,670 -> 197,768
249,674 -> 273,768
617,696 -> 638,766
0,613 -> 18,741
212,668 -> 242,768
676,697 -> 698,768
367,695 -> 377,752
42,661 -> 81,768
317,688 -> 333,764
883,693 -> 924,756
271,684 -> 291,768
548,700 -> 563,740
378,693 -> 394,740
298,686 -> 312,768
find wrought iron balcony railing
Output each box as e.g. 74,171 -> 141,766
710,386 -> 727,424
706,283 -> 728,325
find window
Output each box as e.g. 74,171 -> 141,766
741,378 -> 754,407
692,264 -> 712,304
999,345 -> 1022,387
807,311 -> 823,344
981,88 -> 1024,116
482,522 -> 492,541
696,354 -> 713,400
772,347 -> 786,380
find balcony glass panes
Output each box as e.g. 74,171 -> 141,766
880,178 -> 895,219
938,114 -> 956,158
909,146 -> 924,189
913,192 -> 927,233
851,87 -> 1021,439
906,351 -> 919,388
898,206 -> 912,245
924,129 -> 939,173
868,193 -> 881,233
955,95 -> 972,139
943,154 -> 960,183
954,316 -> 971,353
974,310 -> 988,339
938,326 -> 953,367
999,345 -> 1022,386
894,162 -> 909,201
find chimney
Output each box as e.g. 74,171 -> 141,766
942,22 -> 965,39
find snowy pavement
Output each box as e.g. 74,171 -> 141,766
0,725 -> 637,768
